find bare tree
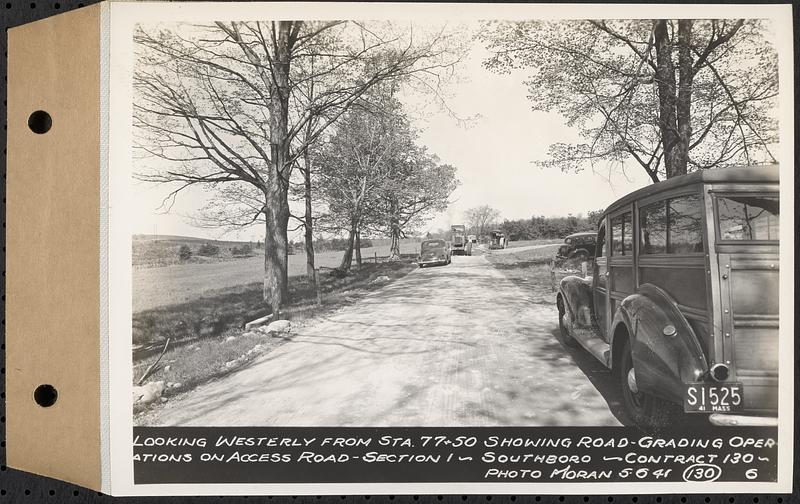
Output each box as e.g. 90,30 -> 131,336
465,205 -> 501,238
134,21 -> 463,314
482,19 -> 778,181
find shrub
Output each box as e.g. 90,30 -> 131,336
232,243 -> 253,257
178,244 -> 192,261
197,242 -> 220,256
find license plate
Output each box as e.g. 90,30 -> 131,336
684,382 -> 743,413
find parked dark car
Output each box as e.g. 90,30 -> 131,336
418,239 -> 451,267
556,231 -> 597,260
556,165 -> 779,430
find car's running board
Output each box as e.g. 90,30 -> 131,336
573,328 -> 611,366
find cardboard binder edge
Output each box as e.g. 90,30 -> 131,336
7,3 -> 104,491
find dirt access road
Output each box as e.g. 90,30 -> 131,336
146,254 -> 623,426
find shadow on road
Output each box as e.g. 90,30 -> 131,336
548,327 -> 632,426
146,254 -> 628,426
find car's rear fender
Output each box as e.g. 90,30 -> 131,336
612,283 -> 708,404
558,275 -> 593,328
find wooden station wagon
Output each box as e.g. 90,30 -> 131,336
556,165 -> 780,429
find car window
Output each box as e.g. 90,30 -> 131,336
422,240 -> 445,249
611,213 -> 632,256
640,201 -> 667,254
640,193 -> 704,255
717,195 -> 779,241
668,194 -> 704,253
596,225 -> 606,258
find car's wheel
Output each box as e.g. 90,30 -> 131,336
569,249 -> 589,261
618,339 -> 679,431
556,296 -> 579,348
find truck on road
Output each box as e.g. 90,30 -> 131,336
450,225 -> 472,256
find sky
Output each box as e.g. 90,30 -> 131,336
131,25 -> 651,241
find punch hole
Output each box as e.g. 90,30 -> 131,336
27,110 -> 52,134
34,384 -> 58,407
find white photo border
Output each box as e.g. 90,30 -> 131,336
106,2 -> 795,496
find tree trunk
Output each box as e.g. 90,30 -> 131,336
653,20 -> 681,179
339,222 -> 357,271
263,21 -> 293,313
302,158 -> 316,286
388,214 -> 401,261
262,191 -> 290,316
674,19 -> 694,177
355,229 -> 362,268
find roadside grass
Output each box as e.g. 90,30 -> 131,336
132,258 -> 416,419
133,329 -> 283,416
486,244 -> 597,305
506,238 -> 563,248
485,244 -> 561,303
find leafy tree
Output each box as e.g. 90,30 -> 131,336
586,209 -> 605,230
379,156 -> 458,260
498,214 -> 599,241
482,19 -> 778,181
362,93 -> 459,260
315,99 -> 410,270
315,88 -> 458,267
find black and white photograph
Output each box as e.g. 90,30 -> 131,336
111,1 -> 793,493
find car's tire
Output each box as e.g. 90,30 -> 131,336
618,339 -> 680,431
556,296 -> 579,348
569,249 -> 589,261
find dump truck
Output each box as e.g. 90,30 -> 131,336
450,225 -> 472,256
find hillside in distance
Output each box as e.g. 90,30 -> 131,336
133,234 -> 260,268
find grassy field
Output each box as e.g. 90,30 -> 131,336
505,238 -> 563,248
133,241 -> 420,312
133,234 -> 261,268
486,242 -> 595,304
485,244 -> 562,303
